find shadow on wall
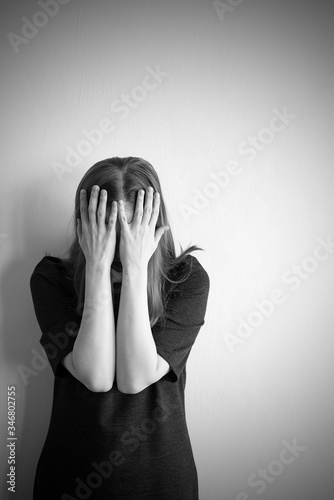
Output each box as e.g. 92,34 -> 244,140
1,179 -> 75,500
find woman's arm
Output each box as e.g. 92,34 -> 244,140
61,186 -> 117,392
115,187 -> 171,394
62,263 -> 115,392
116,268 -> 170,394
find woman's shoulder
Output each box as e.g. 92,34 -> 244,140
30,255 -> 72,288
168,254 -> 210,295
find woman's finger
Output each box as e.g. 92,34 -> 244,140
149,191 -> 160,229
155,225 -> 170,244
88,185 -> 99,227
76,218 -> 82,240
79,189 -> 89,230
117,200 -> 129,230
97,189 -> 108,230
131,189 -> 144,229
141,186 -> 154,226
107,201 -> 118,233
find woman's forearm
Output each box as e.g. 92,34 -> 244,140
71,263 -> 115,392
116,269 -> 159,394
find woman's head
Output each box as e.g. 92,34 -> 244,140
75,156 -> 166,225
66,156 -> 202,326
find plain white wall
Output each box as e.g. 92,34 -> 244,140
1,0 -> 334,498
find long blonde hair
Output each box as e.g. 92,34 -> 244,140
61,157 -> 203,327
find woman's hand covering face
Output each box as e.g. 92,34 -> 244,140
117,187 -> 169,272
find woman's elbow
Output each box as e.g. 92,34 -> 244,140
84,376 -> 114,393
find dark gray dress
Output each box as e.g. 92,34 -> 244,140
30,254 -> 210,499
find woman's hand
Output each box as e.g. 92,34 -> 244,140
117,187 -> 169,274
77,185 -> 118,269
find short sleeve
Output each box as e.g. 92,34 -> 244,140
30,257 -> 82,378
152,255 -> 210,383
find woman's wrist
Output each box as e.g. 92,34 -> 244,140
122,265 -> 147,284
85,261 -> 113,303
82,264 -> 113,325
85,260 -> 111,275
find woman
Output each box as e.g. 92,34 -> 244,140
30,156 -> 210,499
